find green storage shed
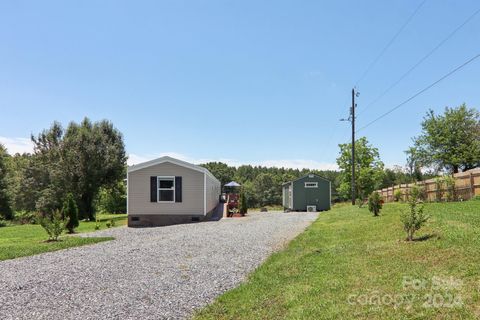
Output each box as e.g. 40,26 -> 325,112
282,173 -> 331,212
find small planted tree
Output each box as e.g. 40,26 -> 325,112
401,186 -> 429,241
239,191 -> 248,215
444,175 -> 457,202
434,177 -> 444,202
368,191 -> 382,217
63,193 -> 79,234
38,210 -> 65,241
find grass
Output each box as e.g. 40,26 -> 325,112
195,201 -> 480,320
0,213 -> 127,261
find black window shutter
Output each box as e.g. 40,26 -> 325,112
175,176 -> 182,202
150,176 -> 157,202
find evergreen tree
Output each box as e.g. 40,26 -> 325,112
63,193 -> 79,233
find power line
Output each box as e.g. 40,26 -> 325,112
356,53 -> 480,132
357,6 -> 480,116
354,0 -> 427,86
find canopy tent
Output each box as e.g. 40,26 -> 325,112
224,181 -> 241,187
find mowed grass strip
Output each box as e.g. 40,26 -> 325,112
0,214 -> 127,261
195,202 -> 480,320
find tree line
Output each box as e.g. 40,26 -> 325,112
0,104 -> 478,221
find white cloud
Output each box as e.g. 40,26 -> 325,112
0,136 -> 34,155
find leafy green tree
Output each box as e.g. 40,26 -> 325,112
96,181 -> 127,214
253,173 -> 281,206
31,122 -> 66,213
200,162 -> 236,188
63,193 -> 79,233
368,191 -> 382,217
38,210 -> 65,241
62,118 -> 126,220
336,137 -> 385,202
0,144 -> 13,220
407,104 -> 480,173
31,118 -> 127,220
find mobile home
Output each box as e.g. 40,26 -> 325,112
127,156 -> 221,227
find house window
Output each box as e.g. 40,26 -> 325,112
157,176 -> 175,202
305,182 -> 318,188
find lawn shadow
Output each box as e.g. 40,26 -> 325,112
413,233 -> 440,242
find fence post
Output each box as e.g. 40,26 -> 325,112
471,172 -> 475,199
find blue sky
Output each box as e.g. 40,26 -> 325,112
1,0 -> 479,169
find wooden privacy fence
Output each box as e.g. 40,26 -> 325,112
377,168 -> 480,203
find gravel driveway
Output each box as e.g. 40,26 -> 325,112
0,211 -> 318,320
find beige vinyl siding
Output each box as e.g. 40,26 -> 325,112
128,162 -> 204,216
205,173 -> 221,214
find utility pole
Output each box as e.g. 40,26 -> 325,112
351,88 -> 356,205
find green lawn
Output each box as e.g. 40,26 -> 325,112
0,214 -> 127,261
195,201 -> 480,320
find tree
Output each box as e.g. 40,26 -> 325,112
239,190 -> 248,214
96,181 -> 127,214
63,193 -> 79,233
368,191 -> 382,216
31,118 -> 127,220
407,104 -> 480,173
200,162 -> 236,188
38,210 -> 65,241
401,186 -> 429,241
0,144 -> 13,220
336,137 -> 385,202
253,173 -> 281,206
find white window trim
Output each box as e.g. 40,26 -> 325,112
305,182 -> 318,188
157,176 -> 175,203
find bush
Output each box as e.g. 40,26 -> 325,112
239,192 -> 248,215
444,175 -> 457,202
0,219 -> 8,227
401,187 -> 429,241
63,193 -> 79,234
473,195 -> 480,201
106,222 -> 111,228
15,210 -> 37,224
434,177 -> 444,202
393,189 -> 403,202
38,210 -> 65,241
368,192 -> 382,217
110,219 -> 115,227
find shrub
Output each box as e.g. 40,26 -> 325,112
393,189 -> 403,202
434,177 -> 444,202
401,187 -> 429,241
38,210 -> 65,241
110,219 -> 115,227
106,222 -> 111,228
0,219 -> 7,227
15,210 -> 37,224
239,192 -> 248,215
473,195 -> 480,201
444,175 -> 457,202
94,223 -> 100,230
368,192 -> 382,217
62,193 -> 79,234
